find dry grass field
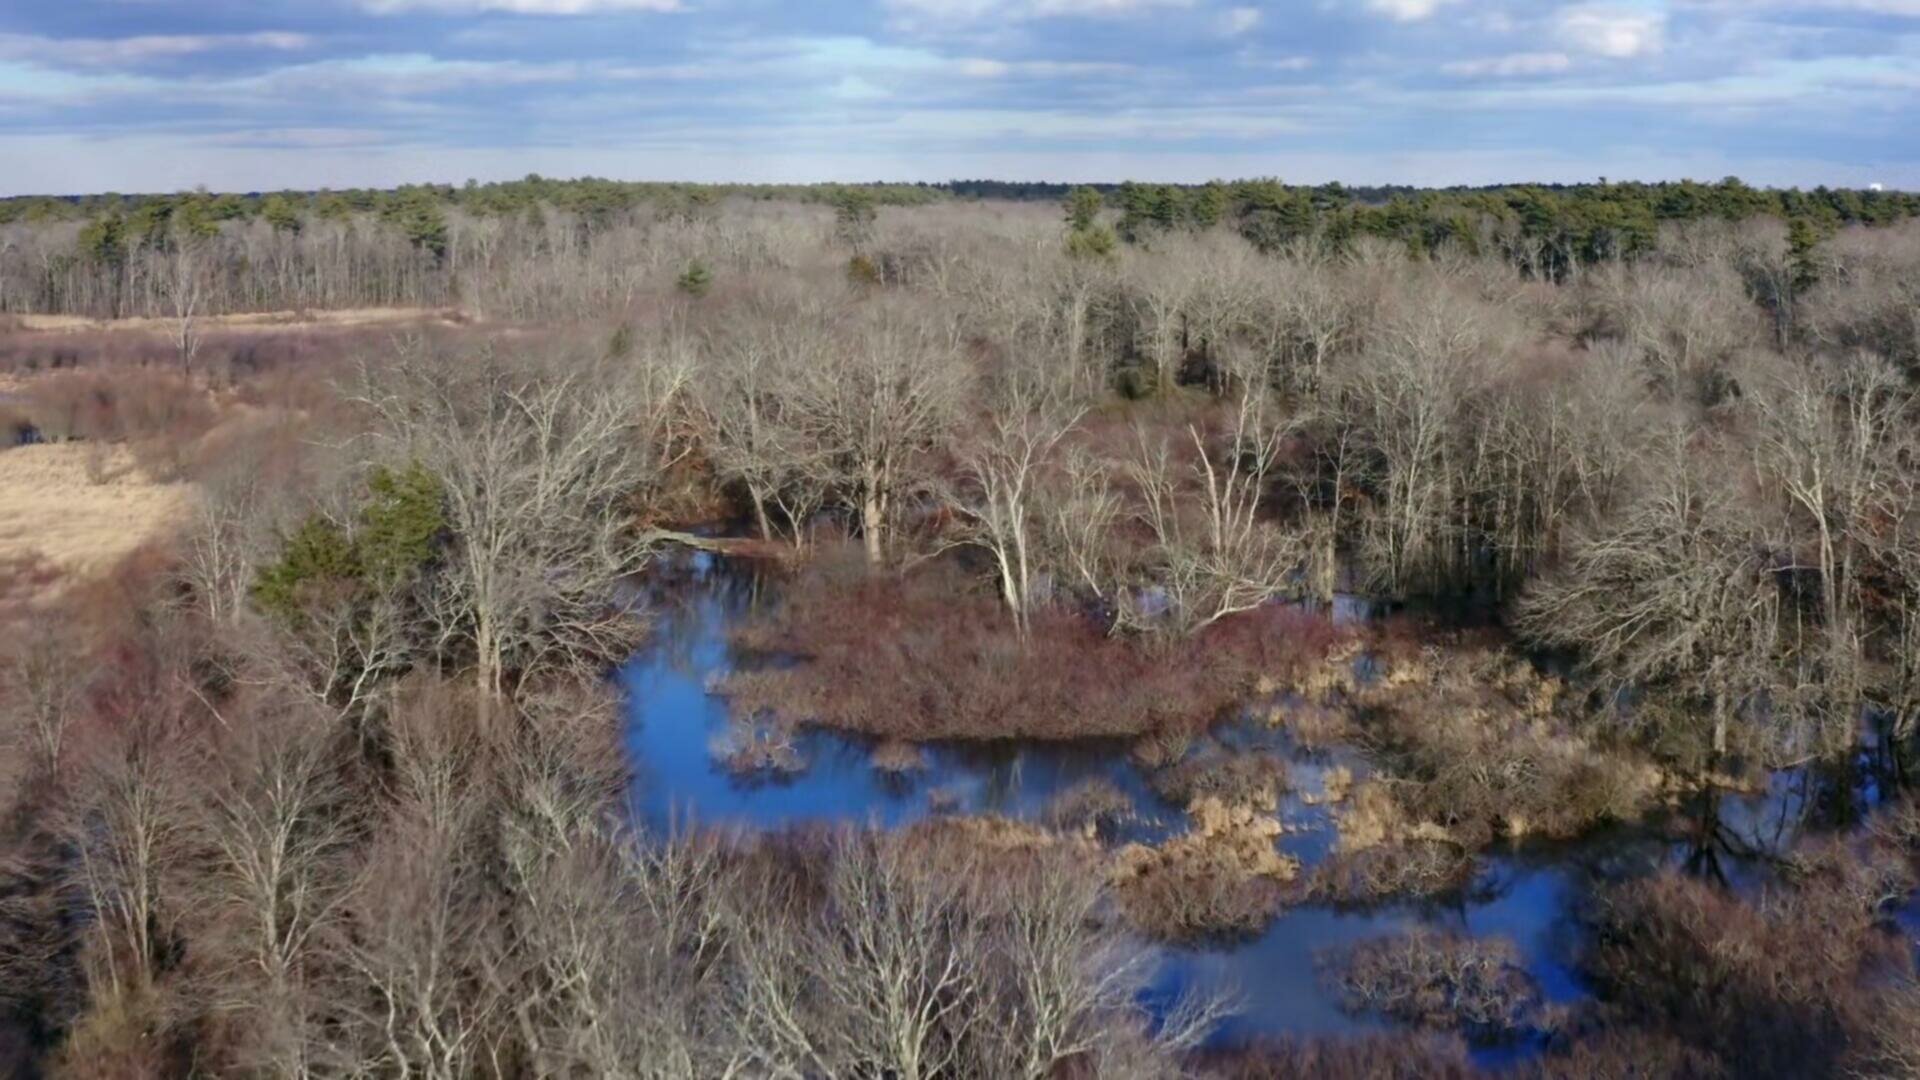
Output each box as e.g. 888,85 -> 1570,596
0,442 -> 196,607
8,306 -> 467,334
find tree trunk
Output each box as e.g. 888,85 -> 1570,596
750,487 -> 774,543
475,619 -> 502,736
862,492 -> 884,564
1711,689 -> 1728,758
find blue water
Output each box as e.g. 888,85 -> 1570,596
615,553 -> 1852,1063
619,561 -> 1165,832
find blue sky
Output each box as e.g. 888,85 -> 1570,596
0,0 -> 1915,195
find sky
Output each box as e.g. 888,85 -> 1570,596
0,0 -> 1916,195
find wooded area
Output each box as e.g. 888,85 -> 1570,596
4,179 -> 1920,1077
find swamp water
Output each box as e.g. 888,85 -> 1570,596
616,554 -> 1877,1067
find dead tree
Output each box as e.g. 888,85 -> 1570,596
791,306 -> 968,564
1128,376 -> 1306,635
352,344 -> 657,724
200,707 -> 353,1078
0,631 -> 92,778
952,379 -> 1083,633
1517,424 -> 1789,761
700,307 -> 832,546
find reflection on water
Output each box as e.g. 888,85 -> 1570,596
616,553 -> 1903,1062
620,561 -> 1165,832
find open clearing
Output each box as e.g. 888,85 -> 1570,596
6,306 -> 469,335
0,443 -> 195,606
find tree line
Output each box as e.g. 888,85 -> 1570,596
3,176 -> 1912,322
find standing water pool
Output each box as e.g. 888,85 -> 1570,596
616,554 -> 1826,1064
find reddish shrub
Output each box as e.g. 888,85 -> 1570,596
1523,1026 -> 1725,1079
723,555 -> 1346,741
1196,1034 -> 1479,1079
1581,839 -> 1913,1076
1320,930 -> 1542,1041
1305,843 -> 1477,907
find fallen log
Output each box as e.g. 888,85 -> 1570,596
638,529 -> 794,562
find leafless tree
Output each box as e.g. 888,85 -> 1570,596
163,227 -> 210,379
489,689 -> 744,1078
329,681 -> 498,1079
977,851 -> 1218,1079
699,300 -> 834,546
813,834 -> 984,1079
1124,243 -> 1205,394
353,344 -> 657,722
951,378 -> 1084,633
1518,424 -> 1793,760
789,305 -> 970,563
0,632 -> 92,778
177,462 -> 295,626
199,704 -> 354,1078
1335,283 -> 1508,592
1040,449 -> 1125,604
1128,375 -> 1306,635
1267,255 -> 1360,399
61,738 -> 199,1002
1755,355 -> 1912,631
1594,262 -> 1756,407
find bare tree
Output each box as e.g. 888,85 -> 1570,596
978,852 -> 1214,1079
353,344 -> 656,722
200,705 -> 354,1078
61,739 -> 198,1002
177,464 -> 289,625
814,834 -> 983,1080
1268,256 -> 1358,398
1754,355 -> 1912,633
1128,378 -> 1306,635
699,303 -> 833,546
1518,424 -> 1792,760
790,306 -> 969,563
330,682 -> 497,1080
1336,284 -> 1505,592
1124,244 -> 1204,394
252,583 -> 414,728
164,226 -> 210,379
951,378 -> 1083,633
0,631 -> 92,778
1040,449 -> 1125,604
1596,262 -> 1755,406
721,868 -> 839,1076
333,811 -> 494,1080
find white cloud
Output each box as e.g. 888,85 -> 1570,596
0,32 -> 313,68
828,75 -> 889,101
1219,6 -> 1263,35
1363,0 -> 1459,21
1259,55 -> 1316,71
1682,0 -> 1920,13
956,56 -> 1136,77
241,53 -> 583,97
957,57 -> 1013,77
360,0 -> 681,13
882,0 -> 1194,21
1442,51 -> 1573,76
12,133 -> 1911,201
1557,6 -> 1667,58
1802,0 -> 1920,10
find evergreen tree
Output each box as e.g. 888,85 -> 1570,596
1064,186 -> 1104,233
677,258 -> 714,297
1788,216 -> 1822,295
831,187 -> 877,250
262,194 -> 303,235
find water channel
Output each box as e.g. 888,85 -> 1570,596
616,553 -> 1874,1066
